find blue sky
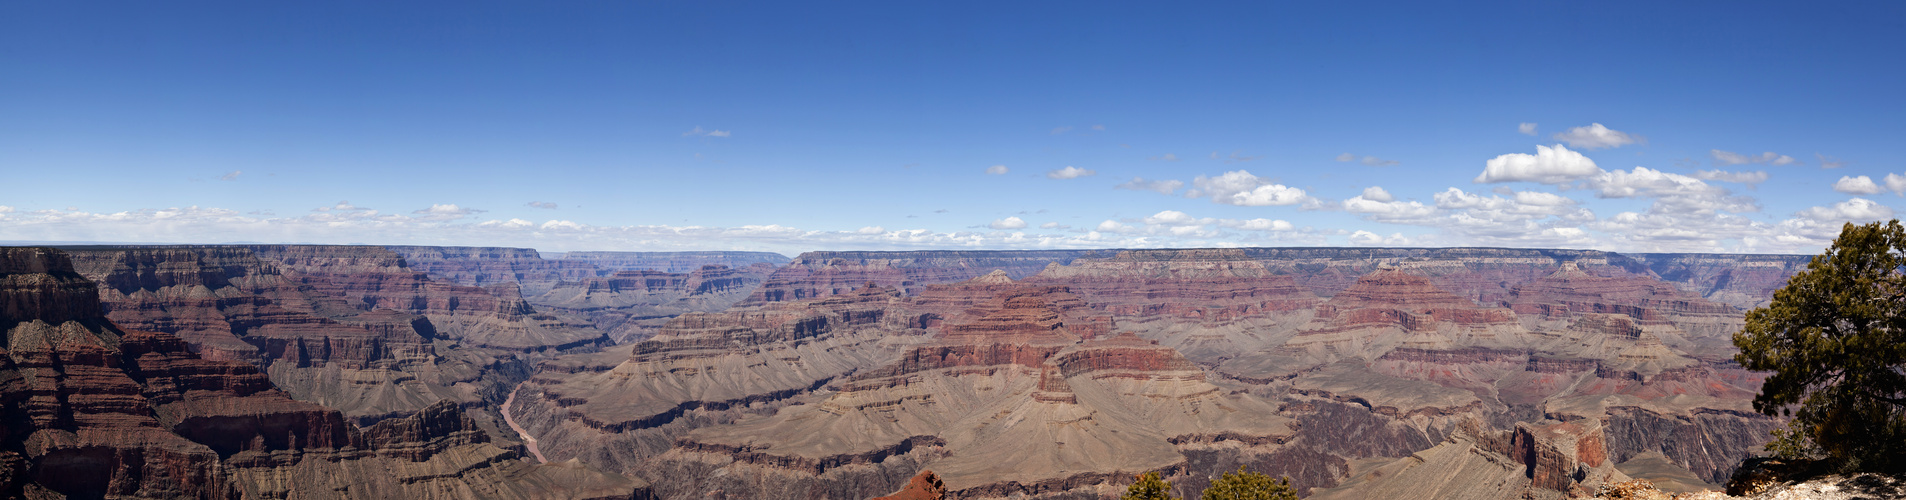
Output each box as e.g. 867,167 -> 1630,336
3,1 -> 1902,254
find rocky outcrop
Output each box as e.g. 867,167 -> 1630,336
0,246 -> 645,500
873,470 -> 947,500
1626,253 -> 1813,310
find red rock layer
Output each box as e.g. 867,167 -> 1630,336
0,247 -> 643,499
1506,262 -> 1738,321
1306,267 -> 1521,333
1024,249 -> 1321,323
873,470 -> 948,500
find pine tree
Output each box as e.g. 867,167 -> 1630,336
1198,466 -> 1297,500
1734,220 -> 1906,472
1123,471 -> 1178,500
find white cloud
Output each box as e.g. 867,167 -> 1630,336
1186,170 -> 1314,206
1095,220 -> 1133,233
1690,170 -> 1769,186
1039,222 -> 1068,229
682,126 -> 730,138
856,226 -> 886,234
1551,123 -> 1639,150
412,204 -> 483,221
1797,198 -> 1893,222
1148,153 -> 1179,161
1220,218 -> 1294,231
1833,176 -> 1883,195
1141,210 -> 1209,226
1886,174 -> 1906,195
1343,195 -> 1436,223
1816,153 -> 1846,169
1046,166 -> 1097,179
1518,123 -> 1538,136
1586,167 -> 1722,199
1114,177 -> 1184,195
219,170 -> 242,181
313,201 -> 371,213
527,201 -> 558,209
1711,149 -> 1799,166
986,165 -> 1009,175
1474,144 -> 1601,184
1348,230 -> 1412,246
988,217 -> 1028,230
1360,186 -> 1394,202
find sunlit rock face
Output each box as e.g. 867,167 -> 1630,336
0,246 -> 646,500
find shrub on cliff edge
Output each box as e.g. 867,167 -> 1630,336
1123,471 -> 1178,500
1198,466 -> 1297,500
1734,219 -> 1906,472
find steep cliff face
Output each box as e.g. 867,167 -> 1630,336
1022,249 -> 1321,363
655,279 -> 1296,498
739,250 -> 1101,305
0,246 -> 646,500
61,245 -> 608,433
558,251 -> 792,274
384,246 -> 599,296
532,264 -> 779,342
1625,253 -> 1812,310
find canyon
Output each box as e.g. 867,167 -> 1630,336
2,244 -> 1812,499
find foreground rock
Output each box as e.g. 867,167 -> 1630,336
0,246 -> 646,499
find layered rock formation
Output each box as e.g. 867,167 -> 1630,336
0,246 -> 645,499
739,250 -> 1101,304
653,279 -> 1298,498
1020,249 -> 1321,363
531,264 -> 780,342
59,245 -> 608,434
557,251 -> 791,274
385,246 -> 599,296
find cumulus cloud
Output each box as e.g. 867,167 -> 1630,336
1552,123 -> 1639,150
1833,176 -> 1883,195
988,217 -> 1028,230
1148,153 -> 1179,161
1586,167 -> 1722,199
1186,170 -> 1314,207
1141,210 -> 1208,226
986,165 -> 1009,175
1348,230 -> 1412,246
219,170 -> 242,181
1360,186 -> 1395,202
1046,166 -> 1097,179
1095,220 -> 1133,233
1474,144 -> 1601,184
1518,123 -> 1538,136
412,204 -> 484,221
1711,149 -> 1799,166
1797,198 -> 1893,222
682,126 -> 730,138
1816,153 -> 1846,169
1039,222 -> 1069,229
527,201 -> 558,209
1886,174 -> 1906,195
313,201 -> 370,212
857,226 -> 886,234
1690,170 -> 1769,186
1114,177 -> 1184,195
1219,218 -> 1294,231
1343,194 -> 1436,223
